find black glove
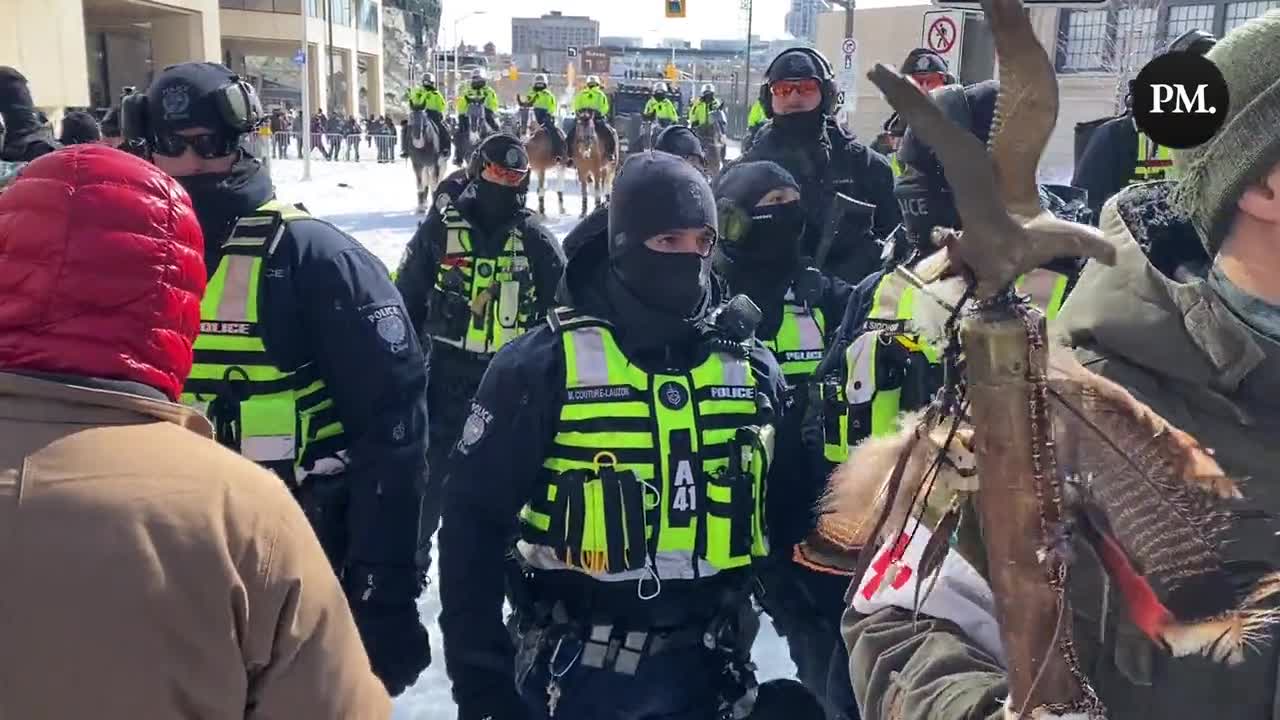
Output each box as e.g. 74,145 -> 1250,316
343,565 -> 431,697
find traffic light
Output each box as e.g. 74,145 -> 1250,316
666,0 -> 686,18
665,63 -> 679,81
508,65 -> 518,81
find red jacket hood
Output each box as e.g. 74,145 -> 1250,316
0,144 -> 206,401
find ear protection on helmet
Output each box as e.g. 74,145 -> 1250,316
762,47 -> 838,116
120,74 -> 262,143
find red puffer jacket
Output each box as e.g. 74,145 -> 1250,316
0,144 -> 206,400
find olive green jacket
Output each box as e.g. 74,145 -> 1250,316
844,182 -> 1280,720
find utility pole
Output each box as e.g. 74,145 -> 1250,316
742,0 -> 753,131
300,0 -> 312,181
326,0 -> 336,113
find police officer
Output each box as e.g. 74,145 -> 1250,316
122,62 -> 431,696
1073,28 -> 1216,221
438,151 -> 789,720
455,68 -> 500,165
395,133 -> 565,570
740,48 -> 899,285
689,83 -> 723,129
568,75 -> 617,160
403,72 -> 451,160
743,82 -> 769,154
712,161 -> 856,719
528,72 -> 568,161
900,48 -> 953,93
643,81 -> 680,128
0,66 -> 60,161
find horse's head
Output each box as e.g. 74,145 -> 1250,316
515,103 -> 533,138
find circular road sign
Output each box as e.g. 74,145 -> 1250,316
927,16 -> 958,54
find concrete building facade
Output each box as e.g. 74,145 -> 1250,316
220,0 -> 385,117
815,0 -> 1278,179
511,11 -> 599,71
2,0 -> 221,123
787,0 -> 832,43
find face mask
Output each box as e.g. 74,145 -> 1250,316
772,108 -> 824,138
655,93 -> 667,101
471,81 -> 485,90
471,178 -> 523,218
612,245 -> 709,317
534,84 -> 546,91
735,200 -> 805,266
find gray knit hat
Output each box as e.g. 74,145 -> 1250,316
1172,9 -> 1280,254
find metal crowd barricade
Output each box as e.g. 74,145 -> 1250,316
246,130 -> 405,164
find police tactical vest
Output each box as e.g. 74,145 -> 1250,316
821,267 -> 1067,463
181,201 -> 345,477
764,296 -> 825,388
519,309 -> 771,590
431,202 -> 535,355
1132,132 -> 1175,182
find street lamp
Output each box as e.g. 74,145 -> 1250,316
452,10 -> 488,107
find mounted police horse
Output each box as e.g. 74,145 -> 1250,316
408,109 -> 447,214
697,107 -> 728,180
455,102 -> 493,166
570,110 -> 616,218
515,97 -> 565,216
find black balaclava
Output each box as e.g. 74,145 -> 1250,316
713,161 -> 805,338
654,125 -> 705,163
606,152 -> 717,350
459,134 -> 529,238
768,50 -> 826,139
59,111 -> 101,145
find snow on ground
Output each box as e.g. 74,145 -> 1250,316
271,151 -> 796,720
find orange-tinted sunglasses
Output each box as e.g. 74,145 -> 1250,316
769,78 -> 821,97
483,161 -> 529,186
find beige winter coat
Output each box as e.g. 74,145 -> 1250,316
0,372 -> 391,719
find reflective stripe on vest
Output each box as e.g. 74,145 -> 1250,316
1133,133 -> 1175,181
765,301 -> 825,386
180,201 -> 346,469
433,203 -> 533,354
519,312 -> 769,584
890,153 -> 903,178
1015,268 -> 1069,321
821,268 -> 1070,463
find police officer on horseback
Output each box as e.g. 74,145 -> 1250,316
567,75 -> 616,162
402,72 -> 451,159
689,83 -> 726,166
455,68 -> 500,166
527,73 -> 567,161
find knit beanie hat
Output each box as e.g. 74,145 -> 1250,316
1172,10 -> 1280,254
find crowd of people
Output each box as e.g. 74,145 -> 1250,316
2,9 -> 1279,720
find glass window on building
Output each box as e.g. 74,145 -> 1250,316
1166,3 -> 1216,42
359,0 -> 379,31
1225,0 -> 1280,31
1060,9 -> 1109,70
1114,6 -> 1159,72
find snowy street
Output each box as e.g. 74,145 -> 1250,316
270,154 -> 799,719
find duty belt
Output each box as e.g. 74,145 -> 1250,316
543,601 -> 708,675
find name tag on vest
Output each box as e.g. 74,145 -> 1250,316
863,318 -> 909,334
566,385 -> 636,403
201,321 -> 258,336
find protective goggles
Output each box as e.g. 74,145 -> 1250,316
482,160 -> 529,186
152,130 -> 239,159
769,78 -> 821,97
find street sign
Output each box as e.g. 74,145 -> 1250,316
582,47 -> 611,74
922,10 -> 964,73
666,0 -> 687,18
293,48 -> 306,66
567,46 -> 578,58
931,0 -> 1109,8
837,36 -> 858,116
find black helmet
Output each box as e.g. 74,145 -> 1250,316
467,133 -> 531,190
1168,28 -> 1216,55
